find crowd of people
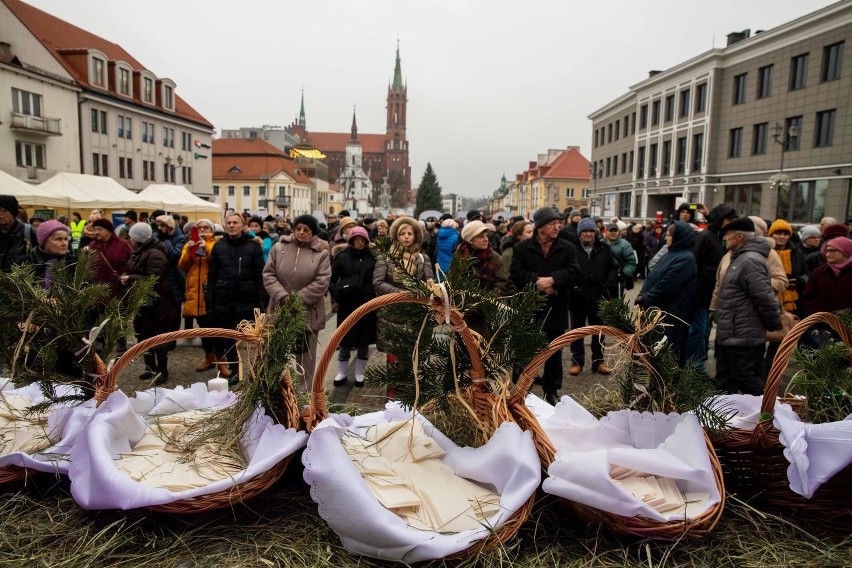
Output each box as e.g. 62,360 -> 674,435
2,193 -> 851,403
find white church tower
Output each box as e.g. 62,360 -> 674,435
337,109 -> 373,216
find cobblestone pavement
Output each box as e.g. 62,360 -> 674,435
116,284 -> 718,412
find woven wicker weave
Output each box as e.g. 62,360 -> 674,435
708,311 -> 852,530
508,325 -> 726,539
97,327 -> 300,514
306,291 -> 535,557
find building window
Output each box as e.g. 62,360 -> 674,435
725,185 -> 762,217
757,65 -> 773,99
148,160 -> 155,181
142,160 -> 149,181
118,115 -> 125,138
143,77 -> 153,103
631,112 -> 636,134
639,105 -> 648,129
790,53 -> 809,91
258,184 -> 266,197
582,188 -> 591,199
815,109 -> 836,147
607,124 -> 612,143
614,120 -> 620,141
594,130 -> 599,147
212,185 -> 220,196
119,157 -> 126,178
92,153 -> 108,176
91,57 -> 105,86
228,185 -> 235,197
12,88 -> 42,116
613,155 -> 618,174
164,85 -> 174,109
90,109 -> 107,133
637,146 -> 645,177
605,157 -> 611,177
692,133 -> 704,172
15,140 -> 46,168
784,116 -> 802,151
163,163 -> 175,183
243,185 -> 250,197
651,100 -> 660,126
729,127 -> 743,158
125,118 -> 132,140
181,131 -> 191,151
623,115 -> 629,137
628,150 -> 634,173
662,140 -> 671,175
664,94 -> 674,122
777,180 -> 828,223
621,152 -> 627,174
649,143 -> 658,176
678,89 -> 690,119
822,42 -> 844,82
675,137 -> 687,174
162,127 -> 174,148
695,82 -> 707,113
119,68 -> 130,95
566,188 -> 574,198
752,122 -> 768,155
733,73 -> 747,105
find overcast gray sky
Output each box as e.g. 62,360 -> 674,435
27,0 -> 837,198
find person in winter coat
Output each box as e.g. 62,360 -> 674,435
206,213 -> 266,382
84,218 -> 133,303
510,207 -> 581,405
714,218 -> 781,395
767,219 -> 808,316
153,215 -> 187,307
120,223 -> 180,385
264,214 -> 331,392
248,216 -> 274,263
500,220 -> 533,291
805,223 -> 850,275
433,218 -> 459,281
330,226 -> 376,387
604,223 -> 637,293
627,224 -> 647,279
454,220 -> 509,294
15,219 -> 76,286
800,236 -> 852,316
798,225 -> 822,262
178,218 -> 221,374
0,195 -> 38,272
373,216 -> 434,359
686,204 -> 738,367
635,221 -> 697,365
644,224 -> 665,271
569,217 -> 618,376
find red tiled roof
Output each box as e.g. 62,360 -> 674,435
212,139 -> 310,183
307,132 -> 386,154
3,0 -> 213,128
542,147 -> 590,180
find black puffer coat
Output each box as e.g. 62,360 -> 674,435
510,235 -> 580,331
570,238 -> 618,310
206,233 -> 265,314
693,205 -> 734,308
124,238 -> 179,339
716,238 -> 781,347
331,245 -> 377,348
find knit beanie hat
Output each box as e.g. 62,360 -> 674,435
90,218 -> 115,233
533,207 -> 560,229
826,236 -> 852,258
461,220 -> 488,243
0,195 -> 20,217
441,218 -> 456,228
347,225 -> 370,244
128,222 -> 153,243
823,224 -> 849,240
800,225 -> 821,240
577,217 -> 597,234
36,219 -> 69,247
768,219 -> 793,236
292,214 -> 319,236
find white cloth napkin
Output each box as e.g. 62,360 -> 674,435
528,394 -> 721,522
302,402 -> 540,563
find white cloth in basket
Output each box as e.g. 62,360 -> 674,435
706,394 -> 852,498
0,379 -> 86,475
527,394 -> 721,522
69,384 -> 307,509
302,402 -> 540,563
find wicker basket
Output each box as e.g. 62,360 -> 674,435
95,327 -> 301,514
0,353 -> 106,488
305,291 -> 535,558
708,311 -> 852,529
508,325 -> 726,540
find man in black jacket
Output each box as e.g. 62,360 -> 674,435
569,218 -> 618,376
511,207 -> 580,405
0,195 -> 38,272
206,213 -> 265,382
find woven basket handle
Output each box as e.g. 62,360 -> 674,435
304,291 -> 485,432
509,325 -> 630,406
760,311 -> 852,416
96,328 -> 260,406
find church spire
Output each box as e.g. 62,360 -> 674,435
350,106 -> 358,140
298,88 -> 306,127
391,40 -> 403,89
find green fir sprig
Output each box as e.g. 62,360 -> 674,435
789,331 -> 852,424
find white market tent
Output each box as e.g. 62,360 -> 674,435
37,173 -> 162,210
0,169 -> 68,208
138,184 -> 221,214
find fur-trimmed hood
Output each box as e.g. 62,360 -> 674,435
388,216 -> 424,252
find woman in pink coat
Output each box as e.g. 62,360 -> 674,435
263,214 -> 331,392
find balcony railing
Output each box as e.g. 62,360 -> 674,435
10,112 -> 62,136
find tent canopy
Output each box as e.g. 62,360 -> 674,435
417,209 -> 443,221
138,184 -> 221,214
38,173 -> 162,210
0,169 -> 68,208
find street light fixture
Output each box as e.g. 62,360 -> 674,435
769,121 -> 800,191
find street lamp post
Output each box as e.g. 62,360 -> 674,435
769,121 -> 800,191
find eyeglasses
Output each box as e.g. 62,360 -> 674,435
825,247 -> 841,254
197,225 -> 211,230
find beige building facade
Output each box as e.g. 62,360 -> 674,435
590,1 -> 852,224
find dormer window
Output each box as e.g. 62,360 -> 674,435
164,85 -> 174,109
118,67 -> 131,96
229,165 -> 242,173
143,77 -> 153,103
91,57 -> 105,86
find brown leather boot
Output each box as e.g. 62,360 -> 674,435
216,356 -> 232,378
196,351 -> 216,372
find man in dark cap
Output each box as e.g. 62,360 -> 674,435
466,210 -> 483,223
511,206 -> 580,405
713,217 -> 780,395
0,195 -> 38,272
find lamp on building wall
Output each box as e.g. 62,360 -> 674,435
769,121 -> 800,191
